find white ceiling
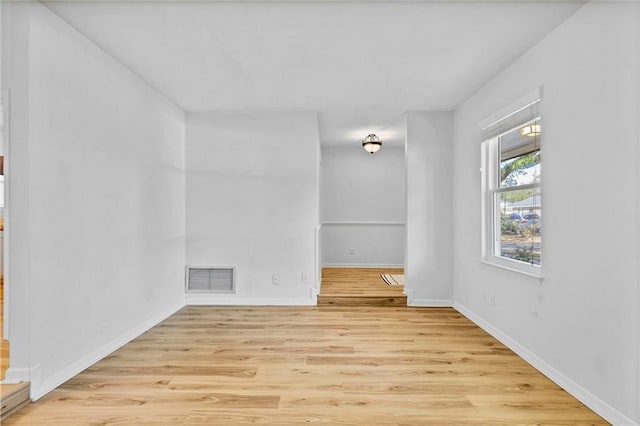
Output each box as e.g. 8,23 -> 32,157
44,1 -> 583,147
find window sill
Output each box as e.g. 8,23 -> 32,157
479,259 -> 543,285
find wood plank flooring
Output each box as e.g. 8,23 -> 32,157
1,383 -> 30,421
1,273 -> 8,381
4,305 -> 606,425
318,268 -> 407,307
0,339 -> 8,382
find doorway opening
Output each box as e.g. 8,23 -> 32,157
318,143 -> 406,306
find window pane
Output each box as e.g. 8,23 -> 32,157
496,187 -> 541,266
499,120 -> 541,188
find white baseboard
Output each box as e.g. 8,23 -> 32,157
409,299 -> 453,307
403,288 -> 414,303
29,301 -> 185,401
454,302 -> 639,426
403,289 -> 452,307
322,263 -> 404,268
2,367 -> 30,384
186,295 -> 317,306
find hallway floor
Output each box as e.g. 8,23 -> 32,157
317,267 -> 407,307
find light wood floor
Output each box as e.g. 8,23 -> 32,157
318,268 -> 407,307
5,305 -> 606,425
0,274 -> 8,381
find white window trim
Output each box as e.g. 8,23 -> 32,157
478,87 -> 542,130
480,116 -> 543,282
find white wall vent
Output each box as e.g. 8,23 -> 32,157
186,267 -> 235,293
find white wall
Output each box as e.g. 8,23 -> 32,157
321,145 -> 405,266
636,5 -> 640,421
452,3 -> 639,423
322,224 -> 404,267
0,1 -> 3,94
321,146 -> 405,223
405,113 -> 453,306
3,2 -> 186,399
2,1 -> 31,377
186,111 -> 319,305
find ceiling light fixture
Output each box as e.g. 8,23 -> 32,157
362,133 -> 382,154
520,123 -> 541,137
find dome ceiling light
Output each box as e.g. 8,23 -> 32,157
362,133 -> 382,154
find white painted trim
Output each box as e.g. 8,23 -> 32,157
479,259 -> 543,284
2,367 -> 30,384
403,288 -> 414,304
409,299 -> 453,307
323,263 -> 404,268
30,363 -> 42,394
29,302 -> 185,401
478,87 -> 542,130
315,224 -> 321,290
185,295 -> 317,306
454,302 -> 639,426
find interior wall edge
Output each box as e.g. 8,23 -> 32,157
2,367 -> 29,384
635,2 -> 640,420
40,2 -> 184,112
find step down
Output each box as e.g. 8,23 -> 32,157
1,382 -> 30,420
317,295 -> 407,307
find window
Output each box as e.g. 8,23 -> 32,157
481,94 -> 542,276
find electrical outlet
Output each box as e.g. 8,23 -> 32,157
348,248 -> 355,255
272,274 -> 279,285
489,294 -> 496,308
301,272 -> 308,283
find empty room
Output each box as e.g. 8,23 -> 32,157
0,0 -> 639,424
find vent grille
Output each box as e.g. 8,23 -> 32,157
186,267 -> 235,293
